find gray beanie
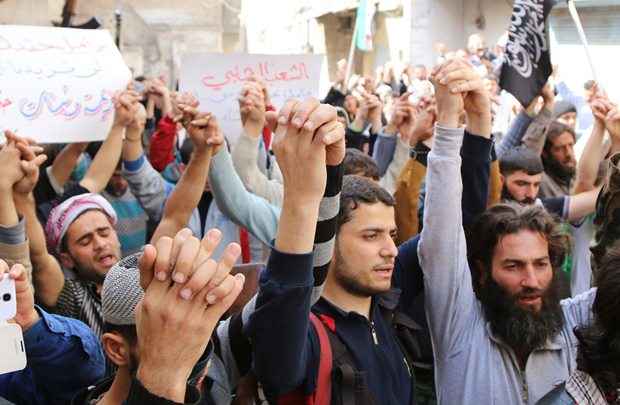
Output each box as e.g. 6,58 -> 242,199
552,100 -> 577,120
102,253 -> 143,326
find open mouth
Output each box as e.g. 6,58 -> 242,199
373,266 -> 394,279
518,296 -> 541,306
98,254 -> 117,266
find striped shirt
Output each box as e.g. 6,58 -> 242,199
55,279 -> 103,339
102,189 -> 148,258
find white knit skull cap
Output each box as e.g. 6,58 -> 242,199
102,253 -> 143,326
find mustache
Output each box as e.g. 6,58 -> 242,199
520,197 -> 536,205
515,287 -> 544,299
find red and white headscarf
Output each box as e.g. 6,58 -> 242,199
45,193 -> 117,254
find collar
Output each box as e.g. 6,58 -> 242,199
314,288 -> 402,319
75,376 -> 114,404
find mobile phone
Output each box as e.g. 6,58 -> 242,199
0,323 -> 27,374
0,274 -> 16,322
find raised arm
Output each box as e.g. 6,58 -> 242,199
209,146 -> 280,246
419,59 -> 490,359
373,93 -> 411,175
521,83 -> 555,155
248,98 -> 345,399
121,108 -> 172,222
79,89 -> 139,193
232,80 -> 284,206
382,98 -> 433,194
495,109 -> 534,158
567,186 -> 602,222
0,136 -> 37,285
150,107 -> 219,243
4,133 -> 65,307
573,97 -> 613,194
48,142 -> 88,192
0,138 -> 23,229
130,229 -> 243,404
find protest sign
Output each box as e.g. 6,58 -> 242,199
0,25 -> 131,143
180,53 -> 323,143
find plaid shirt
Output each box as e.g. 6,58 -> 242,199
566,370 -> 611,405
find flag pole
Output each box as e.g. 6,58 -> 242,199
567,0 -> 599,84
344,8 -> 360,91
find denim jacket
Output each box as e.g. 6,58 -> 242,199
0,308 -> 105,405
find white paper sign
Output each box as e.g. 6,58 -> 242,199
0,25 -> 131,143
180,53 -> 323,143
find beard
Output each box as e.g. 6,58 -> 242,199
128,349 -> 140,376
479,272 -> 564,355
332,246 -> 389,298
543,155 -> 576,186
69,249 -> 119,285
501,184 -> 535,205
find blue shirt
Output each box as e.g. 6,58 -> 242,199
0,308 -> 105,405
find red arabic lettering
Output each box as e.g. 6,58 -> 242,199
201,62 -> 311,91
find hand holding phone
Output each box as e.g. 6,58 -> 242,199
0,323 -> 26,374
0,274 -> 16,322
0,270 -> 26,375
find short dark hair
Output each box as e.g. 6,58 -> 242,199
343,148 -> 380,180
104,322 -> 137,346
338,175 -> 394,232
467,203 -> 570,296
575,240 -> 620,393
499,146 -> 544,176
544,121 -> 576,152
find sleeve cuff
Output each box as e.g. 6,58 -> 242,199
22,307 -> 54,348
0,217 -> 26,244
45,165 -> 65,195
461,130 -> 492,162
324,164 -> 343,198
123,155 -> 146,172
158,115 -> 177,134
262,248 -> 314,288
377,131 -> 398,141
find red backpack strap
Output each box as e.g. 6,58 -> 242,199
310,312 -> 333,405
277,313 -> 333,405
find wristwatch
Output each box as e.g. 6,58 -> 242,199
409,143 -> 431,166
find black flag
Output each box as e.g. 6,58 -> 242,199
499,0 -> 556,107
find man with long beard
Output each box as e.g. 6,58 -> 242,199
419,58 -> 598,404
498,145 -> 599,223
540,122 -> 578,198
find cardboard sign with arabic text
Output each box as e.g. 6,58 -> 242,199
180,53 -> 323,144
0,25 -> 131,143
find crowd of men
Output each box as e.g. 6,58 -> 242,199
1,31 -> 620,405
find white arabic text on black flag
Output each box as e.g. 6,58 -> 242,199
499,0 -> 556,107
